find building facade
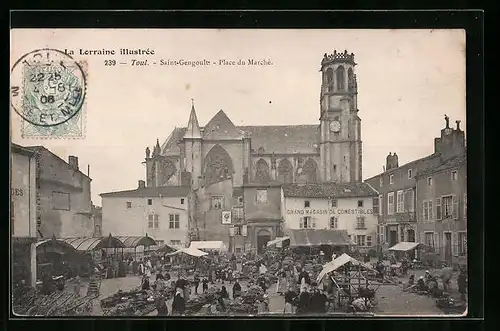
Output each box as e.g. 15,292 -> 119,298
281,183 -> 378,252
101,182 -> 191,248
25,146 -> 93,239
364,116 -> 466,253
242,183 -> 283,253
416,151 -> 467,266
11,143 -> 38,287
143,51 -> 364,250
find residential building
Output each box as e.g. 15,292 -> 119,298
11,143 -> 38,287
25,146 -> 93,239
364,116 -> 465,251
100,182 -> 191,248
91,203 -> 102,237
416,152 -> 466,266
281,182 -> 379,252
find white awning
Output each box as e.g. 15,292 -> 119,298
317,253 -> 375,283
189,241 -> 226,251
389,242 -> 420,252
167,247 -> 208,257
267,236 -> 290,247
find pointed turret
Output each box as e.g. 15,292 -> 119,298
185,99 -> 202,139
153,139 -> 161,157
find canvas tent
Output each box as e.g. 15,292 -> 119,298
317,253 -> 375,283
266,236 -> 290,247
388,242 -> 421,252
189,241 -> 226,251
167,247 -> 208,257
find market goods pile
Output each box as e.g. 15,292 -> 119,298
13,287 -> 93,316
185,287 -> 218,315
101,287 -> 170,316
227,285 -> 265,315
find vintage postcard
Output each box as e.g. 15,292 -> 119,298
10,28 -> 467,317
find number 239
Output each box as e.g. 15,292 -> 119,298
104,60 -> 116,66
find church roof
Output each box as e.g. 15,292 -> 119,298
160,124 -> 319,155
239,125 -> 319,154
282,182 -> 379,199
202,110 -> 245,140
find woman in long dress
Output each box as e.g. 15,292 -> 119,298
277,270 -> 288,295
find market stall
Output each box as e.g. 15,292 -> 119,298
266,236 -> 290,250
189,241 -> 227,252
35,237 -> 80,288
115,235 -> 157,260
316,253 -> 382,312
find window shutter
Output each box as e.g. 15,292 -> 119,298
436,198 -> 442,220
452,195 -> 459,219
242,225 -> 248,237
452,232 -> 458,256
229,226 -> 235,237
429,200 -> 434,220
433,232 -> 439,252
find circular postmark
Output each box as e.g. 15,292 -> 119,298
10,49 -> 86,127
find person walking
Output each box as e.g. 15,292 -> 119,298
284,286 -> 297,314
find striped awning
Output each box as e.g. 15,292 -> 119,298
59,235 -> 125,251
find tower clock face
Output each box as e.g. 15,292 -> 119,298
330,121 -> 341,132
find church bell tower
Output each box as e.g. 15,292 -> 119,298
319,50 -> 362,183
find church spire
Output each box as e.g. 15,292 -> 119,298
185,99 -> 202,139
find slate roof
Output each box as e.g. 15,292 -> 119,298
100,186 -> 190,198
160,124 -> 320,155
282,182 -> 379,199
202,110 -> 245,140
239,125 -> 320,154
416,153 -> 466,178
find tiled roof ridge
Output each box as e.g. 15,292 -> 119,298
100,185 -> 190,197
415,153 -> 466,178
364,152 -> 440,181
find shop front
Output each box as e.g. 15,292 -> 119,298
245,210 -> 281,254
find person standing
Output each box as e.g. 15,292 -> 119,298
202,278 -> 209,293
230,253 -> 237,271
232,279 -> 242,299
296,286 -> 311,315
193,273 -> 200,295
284,286 -> 297,314
172,290 -> 186,316
457,267 -> 467,301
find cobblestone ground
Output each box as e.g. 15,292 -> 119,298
73,266 -> 464,316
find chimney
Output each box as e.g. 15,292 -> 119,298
455,120 -> 461,131
138,180 -> 146,189
434,137 -> 442,154
393,153 -> 399,168
386,153 -> 391,170
68,156 -> 79,170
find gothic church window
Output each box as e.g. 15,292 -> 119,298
277,159 -> 293,183
326,68 -> 334,92
203,145 -> 234,186
255,158 -> 271,183
297,158 -> 318,183
336,66 -> 346,91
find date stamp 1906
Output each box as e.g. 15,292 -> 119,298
10,49 -> 87,139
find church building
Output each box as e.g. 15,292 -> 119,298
143,50 -> 363,251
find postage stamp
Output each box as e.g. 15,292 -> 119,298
10,48 -> 87,139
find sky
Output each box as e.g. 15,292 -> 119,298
10,29 -> 466,205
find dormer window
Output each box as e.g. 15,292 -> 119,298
389,175 -> 394,185
408,169 -> 412,179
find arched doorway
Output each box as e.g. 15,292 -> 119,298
407,229 -> 416,242
257,229 -> 271,254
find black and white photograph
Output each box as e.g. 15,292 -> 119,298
10,28 -> 468,317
